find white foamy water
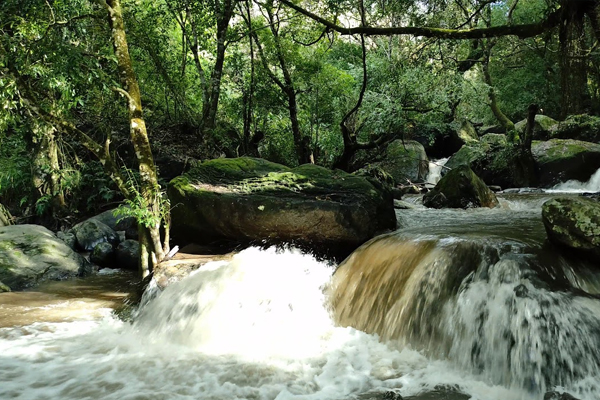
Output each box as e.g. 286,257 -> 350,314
0,247 -> 594,400
426,158 -> 449,185
547,167 -> 600,193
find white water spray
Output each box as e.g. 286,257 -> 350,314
548,167 -> 600,193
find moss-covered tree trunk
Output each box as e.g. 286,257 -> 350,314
31,124 -> 65,220
104,0 -> 169,277
482,46 -> 515,132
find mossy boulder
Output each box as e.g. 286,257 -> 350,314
542,197 -> 600,258
71,218 -> 120,251
449,120 -> 479,149
373,139 -> 428,183
532,139 -> 600,187
552,114 -> 600,143
168,157 -> 396,257
445,142 -> 488,173
0,225 -> 91,291
514,115 -> 559,140
423,165 -> 499,209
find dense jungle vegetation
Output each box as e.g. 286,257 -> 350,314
1,0 -> 599,274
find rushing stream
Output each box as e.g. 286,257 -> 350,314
2,173 -> 600,400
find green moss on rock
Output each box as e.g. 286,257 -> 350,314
0,225 -> 88,290
423,165 -> 499,209
542,197 -> 600,258
168,157 -> 396,258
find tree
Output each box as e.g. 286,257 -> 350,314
165,0 -> 236,136
100,0 -> 170,277
245,0 -> 311,165
278,0 -> 599,117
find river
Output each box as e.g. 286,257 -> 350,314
1,173 -> 599,400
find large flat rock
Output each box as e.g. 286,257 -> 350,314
168,157 -> 396,258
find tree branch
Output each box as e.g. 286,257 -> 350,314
279,0 -> 563,39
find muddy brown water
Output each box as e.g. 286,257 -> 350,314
0,270 -> 139,328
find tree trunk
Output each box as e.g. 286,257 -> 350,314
105,0 -> 169,278
31,124 -> 65,220
482,48 -> 515,132
200,0 -> 234,135
559,0 -> 590,118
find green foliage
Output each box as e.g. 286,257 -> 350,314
0,134 -> 32,211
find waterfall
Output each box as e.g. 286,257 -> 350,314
426,158 -> 449,185
548,167 -> 600,193
3,203 -> 600,400
330,232 -> 600,397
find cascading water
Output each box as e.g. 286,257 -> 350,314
548,167 -> 600,193
426,158 -> 450,186
331,209 -> 600,399
1,194 -> 600,400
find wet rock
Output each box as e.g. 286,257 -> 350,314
514,114 -> 558,140
532,139 -> 600,187
544,391 -> 580,400
72,218 -> 120,251
514,284 -> 529,297
115,240 -> 140,271
581,192 -> 600,201
168,157 -> 396,258
56,231 -> 77,250
90,242 -> 116,269
542,197 -> 600,258
153,253 -> 234,289
423,165 -> 499,209
0,224 -> 90,290
394,199 -> 417,209
90,208 -> 138,240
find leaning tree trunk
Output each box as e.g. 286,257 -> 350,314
559,0 -> 590,118
105,0 -> 169,277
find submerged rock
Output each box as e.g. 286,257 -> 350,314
72,218 -> 120,251
423,165 -> 499,209
542,197 -> 600,258
168,157 -> 396,257
532,139 -> 600,186
0,224 -> 91,290
544,391 -> 580,400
